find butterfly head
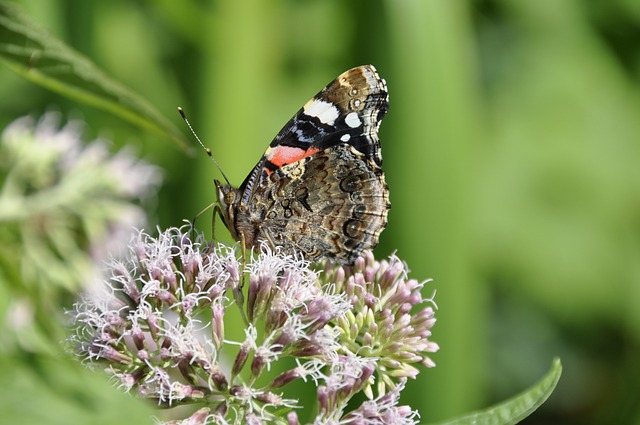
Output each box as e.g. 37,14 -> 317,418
214,179 -> 241,239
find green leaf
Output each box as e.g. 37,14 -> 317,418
426,358 -> 562,425
0,1 -> 188,151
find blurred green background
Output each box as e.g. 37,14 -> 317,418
1,0 -> 639,423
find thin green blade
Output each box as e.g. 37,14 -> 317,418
427,358 -> 562,425
0,1 -> 188,150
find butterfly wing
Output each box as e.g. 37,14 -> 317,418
256,143 -> 389,263
226,65 -> 390,263
238,65 -> 388,204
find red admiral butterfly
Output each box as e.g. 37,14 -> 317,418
215,65 -> 390,264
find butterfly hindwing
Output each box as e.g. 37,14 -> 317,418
257,143 -> 389,263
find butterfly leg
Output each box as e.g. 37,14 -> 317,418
239,231 -> 247,288
210,204 -> 221,249
190,201 -> 217,251
232,231 -> 249,325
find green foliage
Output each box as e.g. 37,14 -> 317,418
427,359 -> 562,425
0,1 -> 188,150
1,0 -> 638,423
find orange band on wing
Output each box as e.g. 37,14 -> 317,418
267,146 -> 320,168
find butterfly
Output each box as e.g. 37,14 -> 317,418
214,65 -> 390,264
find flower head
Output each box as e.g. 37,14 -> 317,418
1,113 -> 161,352
326,252 -> 439,397
0,113 -> 161,289
69,226 -> 438,424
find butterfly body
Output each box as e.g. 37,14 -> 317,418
216,65 -> 390,264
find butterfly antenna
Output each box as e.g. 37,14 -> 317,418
178,107 -> 231,186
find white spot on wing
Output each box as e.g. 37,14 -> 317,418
303,99 -> 340,125
345,112 -> 362,128
340,134 -> 351,142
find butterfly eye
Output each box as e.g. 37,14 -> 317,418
225,191 -> 236,205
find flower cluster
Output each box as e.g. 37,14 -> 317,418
0,113 -> 161,353
0,113 -> 161,290
69,226 -> 438,424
